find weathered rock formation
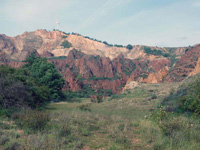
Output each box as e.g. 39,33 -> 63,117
164,45 -> 200,81
1,29 -> 200,93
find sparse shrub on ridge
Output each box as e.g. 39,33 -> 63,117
126,44 -> 133,50
61,40 -> 72,48
144,46 -> 170,57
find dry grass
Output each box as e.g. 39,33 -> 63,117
1,82 -> 200,150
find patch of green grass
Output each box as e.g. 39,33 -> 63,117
1,82 -> 200,149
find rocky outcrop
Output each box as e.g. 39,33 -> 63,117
50,50 -> 130,93
165,45 -> 200,82
0,35 -> 16,56
188,57 -> 200,77
122,81 -> 141,91
1,29 -> 199,93
142,67 -> 169,83
148,58 -> 170,72
48,49 -> 176,93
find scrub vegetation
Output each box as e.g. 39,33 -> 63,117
1,54 -> 200,150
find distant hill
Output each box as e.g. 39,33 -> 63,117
1,29 -> 199,94
0,29 -> 187,61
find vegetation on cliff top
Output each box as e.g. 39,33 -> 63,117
61,40 -> 72,48
144,47 -> 170,57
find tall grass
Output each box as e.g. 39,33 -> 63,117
1,82 -> 200,149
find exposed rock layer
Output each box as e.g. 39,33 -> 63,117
1,30 -> 200,92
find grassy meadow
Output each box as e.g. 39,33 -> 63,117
1,82 -> 200,150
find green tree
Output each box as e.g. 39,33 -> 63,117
23,52 -> 65,99
0,65 -> 50,109
126,44 -> 133,50
61,40 -> 72,48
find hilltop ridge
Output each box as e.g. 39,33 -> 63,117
0,29 -> 187,61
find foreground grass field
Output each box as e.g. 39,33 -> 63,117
1,82 -> 200,150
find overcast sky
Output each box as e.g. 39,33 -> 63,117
0,0 -> 200,47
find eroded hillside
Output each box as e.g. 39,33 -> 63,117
0,29 -> 186,61
1,29 -> 200,94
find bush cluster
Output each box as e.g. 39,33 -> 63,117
23,52 -> 65,100
0,52 -> 65,114
0,66 -> 49,110
78,103 -> 91,111
177,79 -> 200,113
144,47 -> 170,57
126,44 -> 133,50
61,40 -> 72,48
12,110 -> 50,132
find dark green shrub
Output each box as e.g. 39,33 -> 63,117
178,95 -> 200,113
114,44 -> 124,48
169,88 -> 174,95
163,53 -> 170,57
76,75 -> 82,80
140,73 -> 148,79
48,56 -> 66,60
151,107 -> 168,122
170,56 -> 179,67
78,127 -> 91,136
151,94 -> 157,99
88,76 -> 111,81
59,125 -> 72,137
12,110 -> 50,132
64,84 -> 96,99
0,65 -> 50,109
62,35 -> 68,38
109,93 -> 127,101
119,59 -> 136,76
115,136 -> 131,148
159,117 -> 184,136
0,122 -> 11,130
78,104 -> 91,111
126,44 -> 133,50
103,41 -> 109,45
5,142 -> 21,150
97,95 -> 103,103
65,64 -> 69,68
0,136 -> 10,145
177,79 -> 200,114
144,47 -> 169,57
61,40 -> 72,48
